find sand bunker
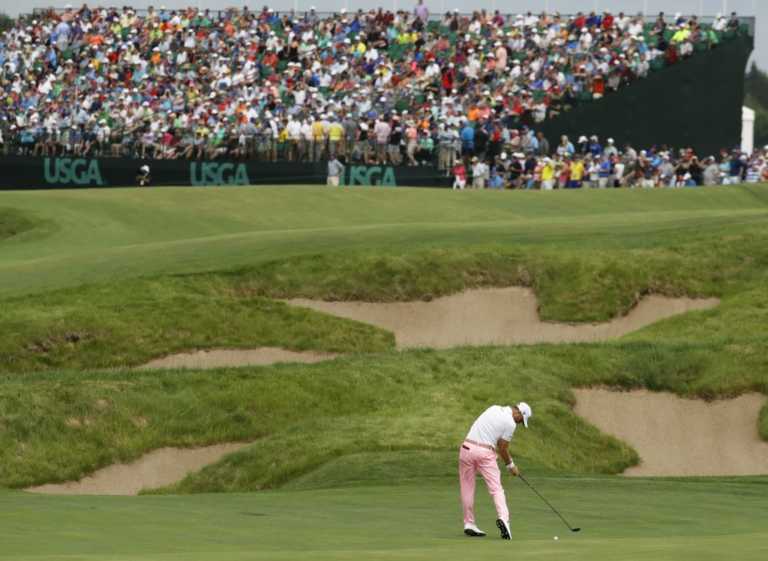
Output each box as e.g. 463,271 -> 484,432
139,348 -> 337,369
26,442 -> 249,495
574,389 -> 768,476
288,288 -> 718,348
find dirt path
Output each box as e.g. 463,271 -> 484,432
139,348 -> 338,370
26,442 -> 250,495
288,288 -> 719,348
574,389 -> 768,476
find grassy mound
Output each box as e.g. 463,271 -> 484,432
0,348 -> 635,489
2,340 -> 766,491
2,232 -> 768,373
1,185 -> 767,492
0,278 -> 392,373
0,207 -> 39,241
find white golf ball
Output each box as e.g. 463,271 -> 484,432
553,536 -> 559,541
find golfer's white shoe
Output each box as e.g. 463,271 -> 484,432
463,523 -> 486,537
496,518 -> 512,540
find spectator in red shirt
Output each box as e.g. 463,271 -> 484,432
602,12 -> 615,30
452,161 -> 467,190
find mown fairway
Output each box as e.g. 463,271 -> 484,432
2,185 -> 768,297
2,185 -> 768,561
4,477 -> 768,561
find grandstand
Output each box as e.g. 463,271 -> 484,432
0,5 -> 756,187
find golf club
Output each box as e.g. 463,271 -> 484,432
518,474 -> 581,533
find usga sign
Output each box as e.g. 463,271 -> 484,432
43,158 -> 105,186
189,162 -> 250,186
341,165 -> 397,186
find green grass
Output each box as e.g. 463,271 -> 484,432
761,405 -> 768,441
1,185 -> 768,490
3,477 -> 767,561
3,340 -> 767,492
0,207 -> 40,241
1,185 -> 767,298
3,186 -> 768,374
0,348 -> 637,490
0,279 -> 392,373
3,185 -> 768,560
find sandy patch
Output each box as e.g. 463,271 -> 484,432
288,288 -> 718,348
139,347 -> 338,370
26,442 -> 249,495
574,389 -> 768,476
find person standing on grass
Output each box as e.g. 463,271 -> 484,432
459,402 -> 533,540
327,155 -> 345,186
452,159 -> 467,190
471,157 -> 488,189
540,158 -> 555,190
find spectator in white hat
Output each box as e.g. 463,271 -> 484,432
471,157 -> 489,189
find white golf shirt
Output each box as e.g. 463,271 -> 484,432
465,405 -> 517,447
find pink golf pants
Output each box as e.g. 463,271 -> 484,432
459,442 -> 509,524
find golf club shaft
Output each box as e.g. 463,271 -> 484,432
518,474 -> 579,532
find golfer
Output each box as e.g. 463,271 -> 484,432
459,402 -> 532,539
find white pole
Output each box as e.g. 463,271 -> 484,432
643,0 -> 648,15
741,107 -> 755,155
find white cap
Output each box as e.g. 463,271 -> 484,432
516,402 -> 532,428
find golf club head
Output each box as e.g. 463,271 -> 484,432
571,528 -> 581,532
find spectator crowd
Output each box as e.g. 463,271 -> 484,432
0,3 -> 749,167
448,136 -> 768,190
